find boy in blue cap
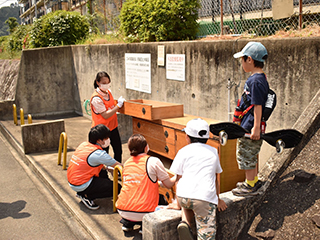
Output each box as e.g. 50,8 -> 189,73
232,42 -> 269,196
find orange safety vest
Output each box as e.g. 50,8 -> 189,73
67,142 -> 104,186
90,90 -> 118,131
116,155 -> 159,213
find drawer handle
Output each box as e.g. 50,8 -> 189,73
137,122 -> 141,128
165,146 -> 169,153
142,107 -> 146,115
164,131 -> 168,138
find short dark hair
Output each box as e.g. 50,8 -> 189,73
89,124 -> 110,144
243,55 -> 268,68
94,71 -> 111,89
188,135 -> 208,144
128,134 -> 147,156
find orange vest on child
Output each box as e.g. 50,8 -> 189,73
67,142 -> 104,186
116,155 -> 159,213
90,90 -> 118,131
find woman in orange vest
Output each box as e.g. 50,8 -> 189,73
90,71 -> 125,162
67,124 -> 122,210
116,134 -> 177,234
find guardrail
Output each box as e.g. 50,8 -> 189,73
13,104 -> 18,125
20,108 -> 25,125
14,104 -> 33,125
57,132 -> 68,170
113,165 -> 123,212
28,114 -> 32,124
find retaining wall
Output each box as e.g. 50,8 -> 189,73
1,38 -> 319,163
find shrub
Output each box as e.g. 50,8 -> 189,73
119,0 -> 200,42
30,10 -> 90,48
5,24 -> 31,51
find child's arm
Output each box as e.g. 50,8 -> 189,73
167,175 -> 182,210
251,104 -> 262,140
216,173 -> 227,211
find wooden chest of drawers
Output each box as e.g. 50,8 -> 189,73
132,116 -> 244,193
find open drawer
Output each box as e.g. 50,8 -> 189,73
118,99 -> 183,120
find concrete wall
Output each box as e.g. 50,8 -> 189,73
14,47 -> 81,117
21,119 -> 65,154
1,37 -> 320,163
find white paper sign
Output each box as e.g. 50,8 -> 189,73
166,54 -> 185,81
158,45 -> 165,66
125,53 -> 151,93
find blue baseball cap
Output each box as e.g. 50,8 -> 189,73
233,42 -> 268,62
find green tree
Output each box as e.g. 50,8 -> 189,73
30,10 -> 90,48
0,5 -> 20,36
5,17 -> 18,34
119,0 -> 200,42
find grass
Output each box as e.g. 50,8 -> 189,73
1,24 -> 320,60
82,32 -> 126,45
0,49 -> 22,60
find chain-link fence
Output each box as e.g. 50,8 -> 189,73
91,0 -> 320,37
198,0 -> 320,37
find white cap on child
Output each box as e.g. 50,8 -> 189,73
183,118 -> 210,139
233,42 -> 268,62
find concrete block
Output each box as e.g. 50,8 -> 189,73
0,100 -> 15,120
21,119 -> 65,154
143,209 -> 181,240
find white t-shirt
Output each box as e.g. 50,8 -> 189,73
170,142 -> 222,205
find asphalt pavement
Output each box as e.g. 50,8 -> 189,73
0,132 -> 91,239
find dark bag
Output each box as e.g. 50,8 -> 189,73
234,88 -> 277,124
262,89 -> 277,121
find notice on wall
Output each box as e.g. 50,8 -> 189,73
157,45 -> 165,66
125,53 -> 151,93
272,0 -> 293,20
166,54 -> 185,81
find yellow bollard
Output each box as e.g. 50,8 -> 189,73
27,114 -> 32,124
20,108 -> 24,125
57,132 -> 68,170
13,104 -> 18,125
113,165 -> 123,212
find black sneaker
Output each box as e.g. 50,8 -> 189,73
78,195 -> 100,210
177,221 -> 193,240
121,226 -> 133,232
120,218 -> 139,232
232,181 -> 262,196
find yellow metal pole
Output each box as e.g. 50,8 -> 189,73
27,114 -> 32,124
13,104 -> 18,125
57,132 -> 68,170
113,165 -> 122,212
20,108 -> 24,125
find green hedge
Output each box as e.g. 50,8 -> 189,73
120,0 -> 200,42
30,10 -> 90,48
